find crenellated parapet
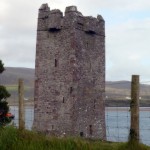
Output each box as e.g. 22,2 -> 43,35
38,4 -> 50,19
37,4 -> 105,36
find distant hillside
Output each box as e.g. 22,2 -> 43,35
0,67 -> 35,100
0,67 -> 34,86
0,67 -> 150,102
106,81 -> 150,100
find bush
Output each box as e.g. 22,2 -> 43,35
0,60 -> 11,126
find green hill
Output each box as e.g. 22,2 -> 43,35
0,67 -> 150,106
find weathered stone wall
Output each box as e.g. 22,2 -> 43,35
33,3 -> 106,139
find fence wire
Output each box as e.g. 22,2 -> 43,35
2,82 -> 34,130
1,78 -> 150,145
106,81 -> 150,146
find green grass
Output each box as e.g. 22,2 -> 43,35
0,127 -> 150,150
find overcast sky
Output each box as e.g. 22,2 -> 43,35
1,0 -> 150,81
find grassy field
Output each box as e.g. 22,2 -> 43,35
0,127 -> 150,150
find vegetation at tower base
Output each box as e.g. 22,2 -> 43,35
0,60 -> 11,126
0,127 -> 149,150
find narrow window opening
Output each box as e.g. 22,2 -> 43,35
49,28 -> 60,32
85,30 -> 96,35
52,125 -> 54,130
63,97 -> 65,103
80,132 -> 84,137
89,125 -> 93,135
55,59 -> 57,67
70,87 -> 73,94
78,22 -> 83,26
86,42 -> 88,48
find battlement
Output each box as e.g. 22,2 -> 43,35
65,6 -> 78,13
39,3 -> 49,10
38,4 -> 105,36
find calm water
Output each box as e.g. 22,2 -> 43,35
10,106 -> 150,145
10,106 -> 34,130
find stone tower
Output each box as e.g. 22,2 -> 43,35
33,3 -> 106,139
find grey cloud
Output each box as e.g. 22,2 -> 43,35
76,0 -> 150,12
0,0 -> 77,68
1,0 -> 150,81
106,18 -> 150,81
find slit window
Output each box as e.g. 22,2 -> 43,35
55,59 -> 57,67
49,28 -> 60,32
63,97 -> 65,103
85,30 -> 96,35
89,125 -> 93,135
86,42 -> 88,48
70,87 -> 73,94
52,125 -> 54,130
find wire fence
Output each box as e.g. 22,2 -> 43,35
105,81 -> 131,142
106,79 -> 150,146
1,79 -> 34,130
1,77 -> 150,145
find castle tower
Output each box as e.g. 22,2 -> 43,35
34,3 -> 106,139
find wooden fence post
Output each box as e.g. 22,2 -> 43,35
18,79 -> 25,130
130,75 -> 140,142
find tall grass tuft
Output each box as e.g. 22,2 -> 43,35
118,140 -> 149,150
0,127 -> 150,150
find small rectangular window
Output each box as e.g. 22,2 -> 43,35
55,59 -> 57,67
63,97 -> 65,103
89,125 -> 93,135
70,87 -> 73,94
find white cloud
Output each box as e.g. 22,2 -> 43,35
0,1 -> 10,18
0,0 -> 150,81
0,0 -> 77,68
106,18 -> 150,81
76,0 -> 150,12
